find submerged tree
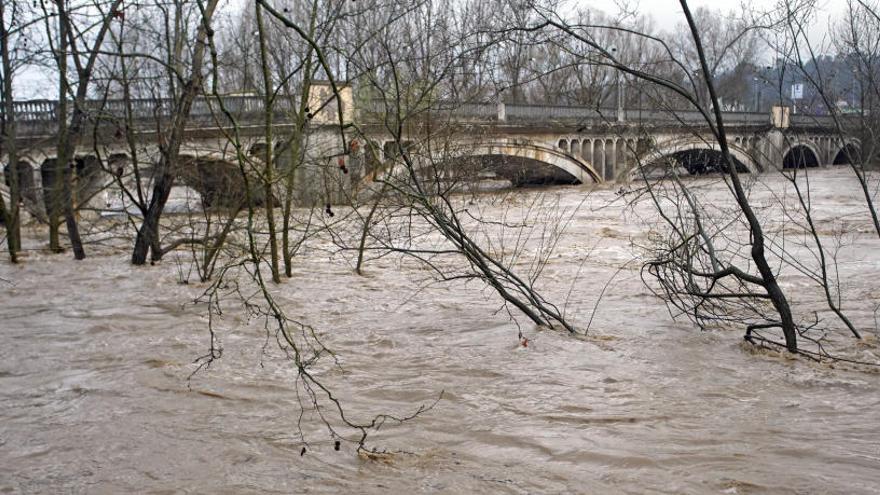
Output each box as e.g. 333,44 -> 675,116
129,0 -> 220,265
0,0 -> 35,262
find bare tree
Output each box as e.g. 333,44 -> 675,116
33,0 -> 124,259
328,0 -> 584,333
765,0 -> 880,238
0,0 -> 36,262
513,0 -> 805,351
130,0 -> 220,265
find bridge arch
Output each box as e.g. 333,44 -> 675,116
3,159 -> 38,205
832,141 -> 861,165
460,139 -> 601,185
247,140 -> 292,160
37,155 -> 106,215
176,154 -> 270,208
368,138 -> 601,186
632,138 -> 758,178
782,143 -> 820,169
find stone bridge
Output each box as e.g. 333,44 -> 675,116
364,103 -> 860,185
1,91 -> 862,213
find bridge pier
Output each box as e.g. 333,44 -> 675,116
617,139 -> 628,180
592,140 -> 604,180
601,139 -> 612,181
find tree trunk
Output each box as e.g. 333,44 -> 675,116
132,159 -> 175,264
131,0 -> 220,265
680,0 -> 797,352
255,2 -> 280,283
282,0 -> 319,278
0,0 -> 20,262
55,4 -> 85,260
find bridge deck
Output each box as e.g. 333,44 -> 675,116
2,97 -> 847,140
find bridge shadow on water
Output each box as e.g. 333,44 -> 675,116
652,149 -> 750,176
462,154 -> 581,187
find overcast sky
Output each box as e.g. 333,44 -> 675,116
14,0 -> 854,99
588,0 -> 853,53
588,0 -> 849,32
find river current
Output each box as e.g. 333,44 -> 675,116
2,168 -> 879,494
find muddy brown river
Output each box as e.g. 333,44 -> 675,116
2,168 -> 879,494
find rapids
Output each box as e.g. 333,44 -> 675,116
2,168 -> 879,494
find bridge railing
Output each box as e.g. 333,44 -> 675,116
789,113 -> 847,127
355,100 -> 775,125
355,99 -> 500,121
3,95 -> 304,135
501,104 -> 773,126
440,102 -> 499,119
5,99 -> 59,122
506,104 -> 603,121
3,96 -> 854,138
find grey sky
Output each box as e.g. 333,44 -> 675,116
587,0 -> 849,31
14,0 -> 854,99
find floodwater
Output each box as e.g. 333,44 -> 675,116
2,168 -> 879,494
